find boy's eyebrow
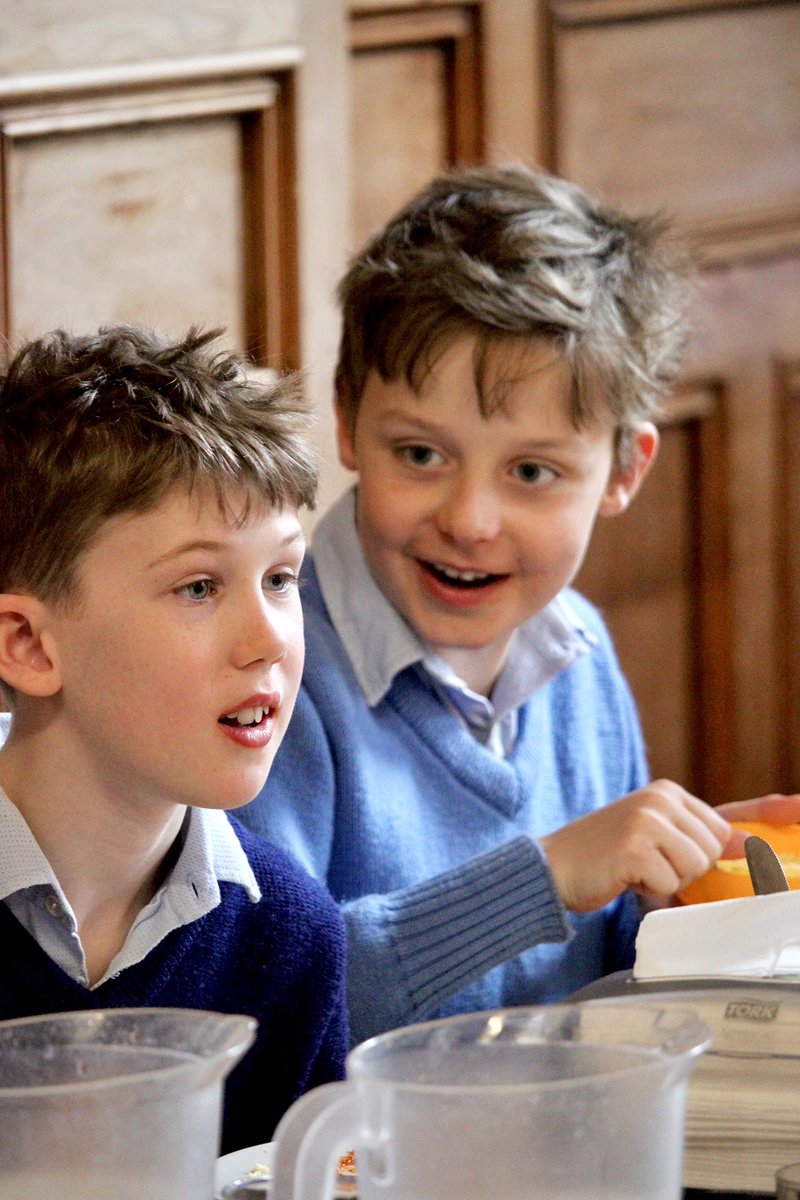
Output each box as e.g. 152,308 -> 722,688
382,409 -> 591,454
380,409 -> 442,433
147,529 -> 305,569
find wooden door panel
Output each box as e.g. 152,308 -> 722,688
578,250 -> 800,799
538,0 -> 800,799
575,387 -> 734,798
0,60 -> 298,368
552,2 -> 800,262
696,256 -> 800,797
778,356 -> 800,791
351,46 -> 450,248
349,2 -> 483,249
8,117 -> 247,347
0,0 -> 299,72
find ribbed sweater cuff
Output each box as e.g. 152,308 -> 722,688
383,835 -> 570,1018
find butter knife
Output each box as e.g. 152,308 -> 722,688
744,834 -> 790,895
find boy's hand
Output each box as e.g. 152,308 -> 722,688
539,782 -> 800,913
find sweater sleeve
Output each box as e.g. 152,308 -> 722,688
342,835 -> 570,1043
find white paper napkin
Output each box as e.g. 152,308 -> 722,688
633,891 -> 800,980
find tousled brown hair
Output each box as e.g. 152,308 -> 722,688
0,324 -> 317,606
335,165 -> 693,457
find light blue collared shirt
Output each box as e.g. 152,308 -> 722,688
312,488 -> 597,756
0,712 -> 260,988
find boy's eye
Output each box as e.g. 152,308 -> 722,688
514,461 -> 557,486
179,578 -> 215,601
400,444 -> 443,468
265,571 -> 298,594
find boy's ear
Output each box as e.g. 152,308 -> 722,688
334,394 -> 357,472
0,594 -> 62,697
598,422 -> 660,517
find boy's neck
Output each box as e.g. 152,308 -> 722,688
0,724 -> 187,985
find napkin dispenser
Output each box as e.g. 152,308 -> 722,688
577,983 -> 800,1194
633,892 -> 800,982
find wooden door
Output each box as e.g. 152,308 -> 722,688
549,0 -> 800,800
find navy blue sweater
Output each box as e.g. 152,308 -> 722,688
0,816 -> 348,1153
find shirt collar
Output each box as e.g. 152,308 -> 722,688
312,486 -> 596,713
0,786 -> 63,903
185,807 -> 261,903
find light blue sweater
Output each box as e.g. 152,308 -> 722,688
240,555 -> 648,1045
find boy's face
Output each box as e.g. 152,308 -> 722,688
337,335 -> 656,690
41,485 -> 306,815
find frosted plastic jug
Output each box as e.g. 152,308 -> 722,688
271,1001 -> 711,1200
0,1007 -> 256,1200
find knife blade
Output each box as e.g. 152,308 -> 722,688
744,834 -> 790,895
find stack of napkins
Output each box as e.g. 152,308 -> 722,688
599,985 -> 800,1193
625,898 -> 800,1192
633,892 -> 800,980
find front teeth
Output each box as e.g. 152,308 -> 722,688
435,563 -> 489,582
225,706 -> 266,725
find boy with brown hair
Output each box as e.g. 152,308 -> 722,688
0,325 -> 347,1151
241,166 -> 800,1045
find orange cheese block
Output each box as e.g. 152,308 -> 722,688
677,821 -> 800,904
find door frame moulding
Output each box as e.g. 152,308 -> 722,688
0,48 -> 302,368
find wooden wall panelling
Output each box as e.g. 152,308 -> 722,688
0,52 -> 300,369
694,255 -> 800,798
0,1 -> 301,75
539,0 -> 800,798
548,0 -> 800,266
578,338 -> 790,801
348,2 -> 484,249
482,0 -> 547,164
574,383 -> 736,798
242,68 -> 299,369
777,357 -> 800,791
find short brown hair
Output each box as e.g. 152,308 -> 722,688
0,324 -> 317,606
335,165 -> 692,446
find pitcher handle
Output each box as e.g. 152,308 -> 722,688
271,1082 -> 362,1200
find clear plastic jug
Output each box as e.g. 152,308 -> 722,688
271,1001 -> 711,1200
0,1007 -> 256,1200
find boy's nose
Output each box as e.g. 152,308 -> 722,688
232,597 -> 289,669
434,478 -> 502,545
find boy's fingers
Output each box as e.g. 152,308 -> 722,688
716,794 -> 800,824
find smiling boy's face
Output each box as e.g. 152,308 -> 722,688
337,335 -> 657,693
40,484 -> 306,816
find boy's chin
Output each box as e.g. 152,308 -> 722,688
194,778 -> 271,812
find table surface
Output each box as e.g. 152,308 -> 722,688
684,1190 -> 774,1198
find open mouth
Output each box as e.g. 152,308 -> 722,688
219,705 -> 271,729
422,561 -> 506,590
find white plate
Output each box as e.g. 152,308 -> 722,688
215,1142 -> 274,1197
215,1142 -> 357,1199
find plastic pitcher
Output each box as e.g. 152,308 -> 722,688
0,1007 -> 256,1200
271,1001 -> 711,1200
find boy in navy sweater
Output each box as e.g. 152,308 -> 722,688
0,325 -> 348,1151
241,166 -> 800,1044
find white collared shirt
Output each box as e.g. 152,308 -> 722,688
312,488 -> 597,756
0,713 -> 260,988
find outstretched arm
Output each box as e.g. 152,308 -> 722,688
341,835 -> 570,1043
540,782 -> 800,913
